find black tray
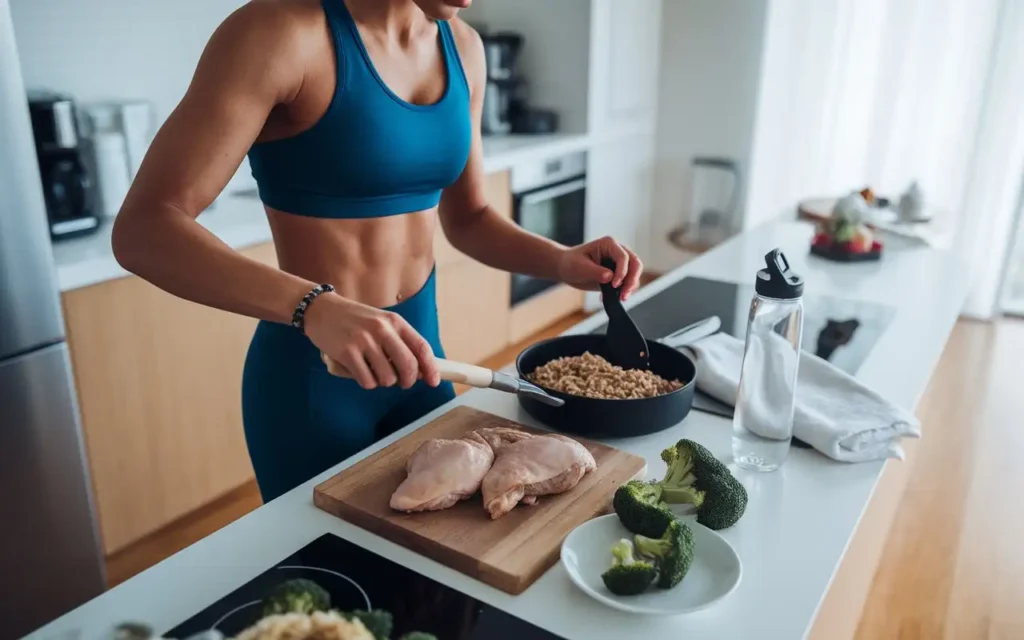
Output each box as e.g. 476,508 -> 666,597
810,243 -> 882,262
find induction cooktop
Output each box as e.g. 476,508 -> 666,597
165,533 -> 563,640
590,276 -> 896,418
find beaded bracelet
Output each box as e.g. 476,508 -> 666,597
291,284 -> 335,333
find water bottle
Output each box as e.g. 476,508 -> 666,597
732,249 -> 804,472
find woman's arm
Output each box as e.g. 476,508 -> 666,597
439,21 -> 644,299
111,3 -> 314,322
111,3 -> 438,390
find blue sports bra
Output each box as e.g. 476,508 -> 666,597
246,0 -> 473,218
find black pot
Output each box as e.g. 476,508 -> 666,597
515,334 -> 698,439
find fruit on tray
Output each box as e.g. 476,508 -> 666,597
859,186 -> 876,205
812,192 -> 883,255
813,221 -> 882,254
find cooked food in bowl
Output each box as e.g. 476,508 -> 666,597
527,352 -> 684,400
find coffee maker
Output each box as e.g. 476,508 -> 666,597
480,32 -> 522,135
27,92 -> 100,240
478,32 -> 560,136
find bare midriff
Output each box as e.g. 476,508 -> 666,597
265,205 -> 439,308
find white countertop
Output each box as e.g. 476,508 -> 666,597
52,132 -> 591,293
30,218 -> 968,640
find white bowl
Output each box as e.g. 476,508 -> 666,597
561,514 -> 742,616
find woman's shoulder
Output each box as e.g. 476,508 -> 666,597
213,0 -> 326,58
447,17 -> 486,89
198,0 -> 328,94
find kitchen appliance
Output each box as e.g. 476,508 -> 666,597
322,353 -> 565,407
87,128 -> 131,217
731,249 -> 805,472
516,320 -> 705,439
79,101 -> 154,218
512,107 -> 559,135
510,152 -> 587,305
669,156 -> 741,252
482,78 -> 517,135
313,406 -> 645,595
81,101 -> 155,177
165,533 -> 566,640
481,32 -> 522,81
478,29 -> 561,137
588,276 -> 897,419
26,91 -> 101,240
480,32 -> 522,135
0,5 -> 107,638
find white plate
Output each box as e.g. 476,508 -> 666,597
561,514 -> 742,616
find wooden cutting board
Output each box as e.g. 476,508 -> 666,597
313,406 -> 647,595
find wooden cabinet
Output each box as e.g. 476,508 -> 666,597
63,243 -> 276,554
436,171 -> 513,364
436,261 -> 511,364
588,0 -> 664,135
509,285 -> 585,345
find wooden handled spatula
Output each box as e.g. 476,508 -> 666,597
321,353 -> 565,407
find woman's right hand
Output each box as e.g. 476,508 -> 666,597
303,292 -> 440,390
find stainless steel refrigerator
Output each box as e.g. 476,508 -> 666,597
1,2 -> 107,637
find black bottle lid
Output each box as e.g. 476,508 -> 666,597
755,248 -> 804,299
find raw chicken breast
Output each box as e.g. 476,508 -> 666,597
390,431 -> 495,512
476,428 -> 597,519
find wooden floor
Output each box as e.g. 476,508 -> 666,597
855,318 -> 1024,640
104,312 -> 1024,639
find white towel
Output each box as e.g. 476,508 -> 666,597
682,332 -> 920,463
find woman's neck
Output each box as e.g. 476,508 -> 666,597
343,0 -> 431,44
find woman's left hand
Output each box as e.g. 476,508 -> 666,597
557,235 -> 644,300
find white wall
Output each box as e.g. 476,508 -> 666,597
460,0 -> 591,134
647,0 -> 769,273
10,0 -> 257,193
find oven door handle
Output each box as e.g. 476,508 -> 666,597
518,178 -> 587,207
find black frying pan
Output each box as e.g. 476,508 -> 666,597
515,317 -> 720,438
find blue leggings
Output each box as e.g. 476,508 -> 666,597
241,270 -> 455,502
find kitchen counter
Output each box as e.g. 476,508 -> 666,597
51,132 -> 590,293
29,218 -> 968,640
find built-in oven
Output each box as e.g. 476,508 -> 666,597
510,151 -> 587,305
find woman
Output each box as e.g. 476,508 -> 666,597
112,0 -> 643,502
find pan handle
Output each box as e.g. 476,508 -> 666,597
321,352 -> 347,377
659,316 -> 722,350
322,353 -> 497,389
436,359 -> 495,388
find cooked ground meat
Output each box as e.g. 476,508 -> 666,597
528,351 -> 684,399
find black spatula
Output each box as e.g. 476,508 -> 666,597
599,257 -> 650,370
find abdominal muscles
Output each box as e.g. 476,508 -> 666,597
266,205 -> 440,307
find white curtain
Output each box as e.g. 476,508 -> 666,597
745,0 -> 1024,319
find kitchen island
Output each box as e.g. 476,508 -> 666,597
28,218 -> 968,640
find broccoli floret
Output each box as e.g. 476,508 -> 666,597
344,610 -> 393,640
261,578 -> 331,617
634,520 -> 695,589
398,633 -> 438,640
612,479 -> 674,537
659,439 -> 748,530
600,539 -> 657,596
695,471 -> 749,530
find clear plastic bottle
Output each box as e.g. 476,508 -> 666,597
732,249 -> 804,472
